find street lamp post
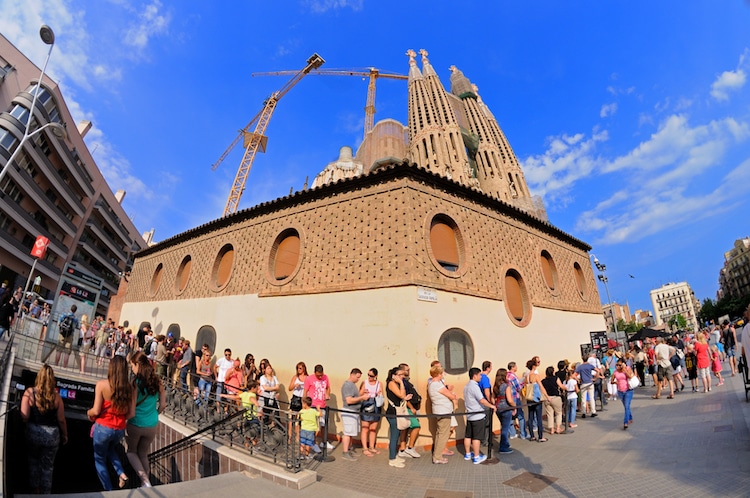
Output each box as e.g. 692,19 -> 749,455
591,255 -> 620,348
0,25 -> 67,185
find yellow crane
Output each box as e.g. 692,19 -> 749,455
214,53 -> 325,217
251,68 -> 408,138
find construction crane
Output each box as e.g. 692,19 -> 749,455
214,53 -> 325,216
251,68 -> 408,138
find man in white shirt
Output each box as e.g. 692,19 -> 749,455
214,348 -> 235,397
654,337 -> 675,399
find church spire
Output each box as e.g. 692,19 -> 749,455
419,48 -> 437,77
406,49 -> 423,83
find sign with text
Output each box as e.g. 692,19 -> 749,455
417,287 -> 438,303
590,331 -> 608,350
30,235 -> 49,259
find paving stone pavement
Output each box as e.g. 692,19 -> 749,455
309,365 -> 750,497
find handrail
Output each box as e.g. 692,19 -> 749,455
148,405 -> 248,463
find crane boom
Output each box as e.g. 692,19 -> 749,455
222,53 -> 325,216
211,108 -> 263,171
251,68 -> 407,136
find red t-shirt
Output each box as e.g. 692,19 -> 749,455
694,342 -> 711,369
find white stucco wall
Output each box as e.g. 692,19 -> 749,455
121,285 -> 605,393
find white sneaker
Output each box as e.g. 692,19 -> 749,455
404,447 -> 421,458
326,441 -> 335,450
395,456 -> 405,463
398,450 -> 410,458
389,459 -> 405,468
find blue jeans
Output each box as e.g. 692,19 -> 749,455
619,389 -> 633,425
198,378 -> 212,404
386,413 -> 401,460
180,367 -> 190,391
92,423 -> 126,491
528,402 -> 543,439
508,404 -> 529,439
496,408 -> 512,451
567,397 -> 577,425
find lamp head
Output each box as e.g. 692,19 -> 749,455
39,25 -> 55,45
48,122 -> 66,139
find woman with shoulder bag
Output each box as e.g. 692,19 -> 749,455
611,359 -> 635,430
492,368 -> 515,454
428,364 -> 457,463
359,368 -> 382,456
385,366 -> 412,468
288,362 -> 307,413
525,357 -> 550,442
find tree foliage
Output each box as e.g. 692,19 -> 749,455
698,293 -> 750,326
668,314 -> 688,331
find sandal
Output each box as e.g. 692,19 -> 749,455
363,450 -> 374,457
667,395 -> 674,399
651,395 -> 660,399
538,438 -> 548,443
118,474 -> 129,489
442,450 -> 454,456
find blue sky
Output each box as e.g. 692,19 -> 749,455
2,1 -> 749,316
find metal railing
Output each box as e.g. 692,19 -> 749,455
157,377 -> 303,473
8,317 -> 111,378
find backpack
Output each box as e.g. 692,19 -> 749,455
144,338 -> 155,355
59,314 -> 74,338
669,354 -> 680,369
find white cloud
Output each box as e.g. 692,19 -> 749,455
304,0 -> 364,14
710,48 -> 749,101
600,102 -> 618,118
124,0 -> 170,50
522,129 -> 608,200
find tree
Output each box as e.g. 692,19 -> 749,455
615,318 -> 641,335
698,298 -> 716,326
668,314 -> 688,331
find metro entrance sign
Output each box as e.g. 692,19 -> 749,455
30,235 -> 50,259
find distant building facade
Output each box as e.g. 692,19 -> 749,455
0,34 -> 146,315
601,301 -> 630,331
631,309 -> 655,327
649,282 -> 699,331
719,237 -> 750,300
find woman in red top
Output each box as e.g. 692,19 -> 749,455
87,355 -> 134,490
694,334 -> 712,393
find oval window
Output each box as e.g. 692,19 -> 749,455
149,263 -> 163,296
437,328 -> 474,375
175,255 -> 192,294
273,229 -> 301,281
212,244 -> 234,289
540,250 -> 557,291
429,216 -> 461,273
574,262 -> 586,298
504,269 -> 530,326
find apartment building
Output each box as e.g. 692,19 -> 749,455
719,237 -> 750,300
0,33 -> 146,316
649,281 -> 699,331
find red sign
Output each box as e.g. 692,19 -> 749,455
30,235 -> 50,259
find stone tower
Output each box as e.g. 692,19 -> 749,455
449,66 -> 532,203
407,49 -> 477,187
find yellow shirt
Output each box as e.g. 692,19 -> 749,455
299,407 -> 318,432
239,391 -> 258,419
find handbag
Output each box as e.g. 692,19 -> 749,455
375,382 -> 384,407
627,375 -> 640,390
396,401 -> 410,430
360,397 -> 376,413
290,395 -> 302,412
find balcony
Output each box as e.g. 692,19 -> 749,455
0,229 -> 60,280
3,161 -> 77,237
85,218 -> 128,262
0,192 -> 67,258
77,239 -> 121,277
93,199 -> 132,247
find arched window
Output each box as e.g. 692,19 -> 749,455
212,244 -> 234,290
574,262 -> 587,298
149,264 -> 163,296
540,250 -> 557,291
504,269 -> 531,326
196,325 -> 217,355
166,323 -> 181,339
273,229 -> 301,281
437,328 -> 474,375
175,255 -> 192,294
429,215 -> 463,273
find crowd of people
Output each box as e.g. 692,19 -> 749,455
14,302 -> 750,491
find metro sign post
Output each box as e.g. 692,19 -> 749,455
23,236 -> 50,297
